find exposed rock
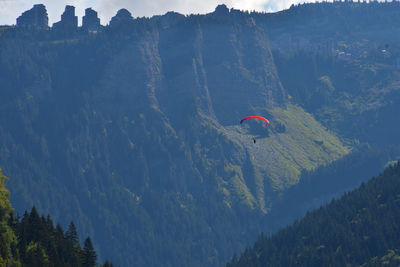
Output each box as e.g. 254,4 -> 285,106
157,11 -> 185,29
109,9 -> 133,27
82,8 -> 101,31
16,4 -> 48,29
214,4 -> 230,16
52,5 -> 78,31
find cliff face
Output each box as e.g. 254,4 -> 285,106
156,12 -> 286,125
0,6 -> 349,267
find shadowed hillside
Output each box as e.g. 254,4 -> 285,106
228,161 -> 400,267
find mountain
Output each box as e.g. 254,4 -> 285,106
1,2 -> 400,266
227,161 -> 400,267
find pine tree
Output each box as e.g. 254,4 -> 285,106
25,242 -> 49,267
65,221 -> 79,245
82,237 -> 97,267
66,221 -> 81,267
28,207 -> 42,242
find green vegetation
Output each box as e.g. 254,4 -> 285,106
223,103 -> 349,211
273,50 -> 400,141
228,161 -> 400,266
270,104 -> 349,174
0,169 -> 111,266
0,168 -> 19,266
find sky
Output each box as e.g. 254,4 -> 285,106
0,0 -> 323,26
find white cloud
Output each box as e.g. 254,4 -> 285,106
262,0 -> 335,12
230,0 -> 269,12
0,0 -> 31,25
95,0 -> 228,23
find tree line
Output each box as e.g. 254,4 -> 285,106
0,169 -> 113,266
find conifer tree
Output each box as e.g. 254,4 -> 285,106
25,242 -> 49,267
66,221 -> 79,245
83,237 -> 97,267
66,221 -> 81,267
28,207 -> 42,242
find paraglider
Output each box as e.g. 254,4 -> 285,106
240,116 -> 270,125
240,116 -> 270,143
240,116 -> 269,125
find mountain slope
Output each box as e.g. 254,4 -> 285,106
227,161 -> 400,267
255,2 -> 400,146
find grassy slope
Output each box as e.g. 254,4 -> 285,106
221,103 -> 350,212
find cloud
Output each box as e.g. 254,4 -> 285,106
95,0 -> 228,23
0,0 -> 321,26
262,0 -> 333,12
83,0 -> 304,24
0,0 -> 32,25
230,0 -> 270,12
94,0 -> 279,22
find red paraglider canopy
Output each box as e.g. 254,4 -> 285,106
240,116 -> 270,125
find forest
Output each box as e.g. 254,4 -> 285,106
227,161 -> 400,266
0,169 -> 112,266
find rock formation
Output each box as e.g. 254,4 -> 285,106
52,5 -> 78,31
82,8 -> 101,31
16,4 -> 48,28
109,9 -> 133,27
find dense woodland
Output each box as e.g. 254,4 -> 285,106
228,161 -> 400,266
0,169 -> 111,266
262,144 -> 400,235
2,2 -> 400,266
